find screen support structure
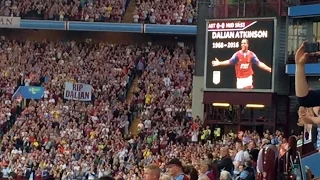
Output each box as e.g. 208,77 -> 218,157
195,0 -> 211,76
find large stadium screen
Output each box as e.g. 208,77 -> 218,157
204,18 -> 276,92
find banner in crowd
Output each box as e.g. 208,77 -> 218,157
64,82 -> 92,101
0,16 -> 20,28
12,86 -> 45,100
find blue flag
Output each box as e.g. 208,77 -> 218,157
12,86 -> 45,100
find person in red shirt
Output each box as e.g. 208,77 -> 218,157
211,39 -> 272,89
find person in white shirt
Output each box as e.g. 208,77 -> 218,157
144,119 -> 151,129
191,130 -> 199,143
163,77 -> 171,86
243,145 -> 250,161
233,141 -> 245,175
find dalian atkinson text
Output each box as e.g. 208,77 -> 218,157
65,90 -> 90,99
212,30 -> 268,39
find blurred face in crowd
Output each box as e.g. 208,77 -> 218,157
248,141 -> 255,150
235,142 -> 242,150
239,165 -> 244,172
199,163 -> 208,174
144,168 -> 158,180
166,164 -> 179,177
220,147 -> 228,158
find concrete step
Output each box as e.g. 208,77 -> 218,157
125,76 -> 141,136
123,0 -> 136,23
130,117 -> 141,136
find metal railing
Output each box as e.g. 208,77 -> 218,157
287,0 -> 320,6
210,1 -> 287,18
286,53 -> 320,64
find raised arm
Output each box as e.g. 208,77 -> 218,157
252,53 -> 272,73
212,52 -> 238,67
295,42 -> 320,107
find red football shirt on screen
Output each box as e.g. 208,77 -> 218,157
229,50 -> 260,78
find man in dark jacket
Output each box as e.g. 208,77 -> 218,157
217,147 -> 233,177
247,141 -> 259,168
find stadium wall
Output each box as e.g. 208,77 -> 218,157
192,76 -> 204,121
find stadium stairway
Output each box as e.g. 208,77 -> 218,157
126,77 -> 141,136
123,0 -> 136,23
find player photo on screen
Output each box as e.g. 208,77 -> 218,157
205,19 -> 275,90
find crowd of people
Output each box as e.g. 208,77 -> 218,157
0,38 -> 143,179
0,0 -> 198,24
0,34 -> 304,180
133,0 -> 197,24
140,129 -> 291,180
0,0 -> 127,22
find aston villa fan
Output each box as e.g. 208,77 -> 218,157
166,159 -> 190,180
296,42 -> 320,108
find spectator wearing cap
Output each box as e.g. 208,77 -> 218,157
144,164 -> 161,180
166,158 -> 189,180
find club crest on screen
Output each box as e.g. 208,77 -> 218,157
212,71 -> 221,85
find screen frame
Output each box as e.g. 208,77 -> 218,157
203,17 -> 277,92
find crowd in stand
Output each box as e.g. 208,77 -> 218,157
0,0 -> 126,22
0,0 -> 198,24
133,0 -> 197,24
0,37 -> 142,179
0,35 -> 302,180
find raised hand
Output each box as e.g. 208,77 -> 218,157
295,42 -> 309,65
211,58 -> 220,67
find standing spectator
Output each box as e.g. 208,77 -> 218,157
247,141 -> 259,164
198,160 -> 216,180
233,141 -> 245,176
166,159 -> 189,180
144,164 -> 161,180
217,147 -> 233,176
137,59 -> 144,77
